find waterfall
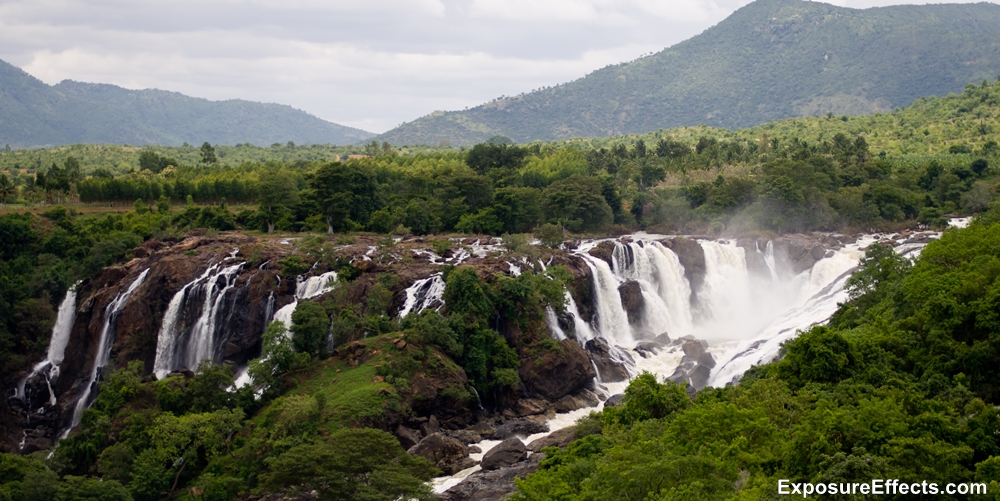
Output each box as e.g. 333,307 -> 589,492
15,284 -> 79,406
399,273 -> 446,318
271,271 -> 339,329
696,240 -> 751,326
579,254 -> 633,345
153,263 -> 245,379
67,269 -> 149,434
755,240 -> 779,281
543,307 -> 567,340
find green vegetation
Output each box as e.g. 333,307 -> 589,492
4,80 -> 999,236
511,210 -> 1000,500
375,0 -> 1000,145
0,58 -> 373,149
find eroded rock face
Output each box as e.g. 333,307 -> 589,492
518,339 -> 595,401
584,338 -> 631,382
481,437 -> 528,471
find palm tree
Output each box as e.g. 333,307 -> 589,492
0,174 -> 15,209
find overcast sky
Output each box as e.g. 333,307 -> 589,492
0,0 -> 993,133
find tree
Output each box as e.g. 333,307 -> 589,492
307,162 -> 380,233
0,174 -> 15,209
291,301 -> 329,356
261,429 -> 438,501
972,159 -> 989,177
540,174 -> 613,233
256,172 -> 298,233
199,142 -> 217,164
465,143 -> 528,175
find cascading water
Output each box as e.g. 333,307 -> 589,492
399,273 -> 446,318
15,284 -> 79,406
66,269 -> 149,435
153,263 -> 245,379
270,271 -> 339,328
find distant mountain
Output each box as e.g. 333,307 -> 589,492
0,59 -> 374,148
375,0 -> 1000,146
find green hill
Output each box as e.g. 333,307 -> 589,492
375,0 -> 1000,146
0,59 -> 374,148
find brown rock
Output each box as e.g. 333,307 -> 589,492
420,415 -> 440,436
584,338 -> 631,383
395,425 -> 422,450
439,453 -> 543,501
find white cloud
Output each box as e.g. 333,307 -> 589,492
0,0 -> 995,133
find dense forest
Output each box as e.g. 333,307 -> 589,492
0,79 -> 998,501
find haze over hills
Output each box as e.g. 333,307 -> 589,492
375,0 -> 1000,146
0,59 -> 374,149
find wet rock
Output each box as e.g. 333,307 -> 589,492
697,351 -> 717,369
439,453 -> 543,501
634,341 -> 662,358
662,237 -> 706,300
810,245 -> 827,261
527,426 -> 577,452
588,241 -> 616,266
618,281 -> 644,324
395,425 -> 422,450
680,339 -> 708,361
653,332 -> 671,346
481,438 -> 527,470
689,364 -> 713,390
584,338 -> 631,383
407,432 -> 469,474
605,393 -> 625,407
468,445 -> 482,454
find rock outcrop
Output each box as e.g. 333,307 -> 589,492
518,339 -> 595,402
407,432 -> 473,474
584,338 -> 632,382
661,237 -> 705,302
618,281 -> 643,324
439,453 -> 544,501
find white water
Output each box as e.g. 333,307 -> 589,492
153,263 -> 245,379
66,269 -> 149,435
15,284 -> 79,405
399,273 -> 446,318
271,271 -> 339,329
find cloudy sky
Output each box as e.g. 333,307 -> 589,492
0,0 -> 993,133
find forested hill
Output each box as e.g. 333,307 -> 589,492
375,0 -> 1000,146
0,59 -> 375,148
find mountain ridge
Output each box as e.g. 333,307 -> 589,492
374,0 -> 1000,146
0,59 -> 374,148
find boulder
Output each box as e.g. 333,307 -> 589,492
652,332 -> 671,346
810,245 -> 827,261
584,338 -> 631,382
448,429 -> 482,445
394,425 -> 422,450
618,281 -> 644,324
481,438 -> 528,471
514,398 -> 548,417
420,415 -> 440,436
680,339 -> 708,361
689,364 -> 713,390
527,426 -> 577,452
408,433 -> 469,474
697,351 -> 717,368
